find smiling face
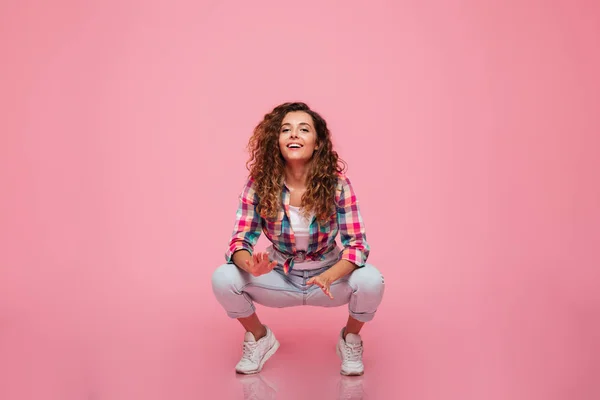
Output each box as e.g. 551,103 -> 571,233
278,111 -> 319,165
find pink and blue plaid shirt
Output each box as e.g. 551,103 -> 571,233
225,174 -> 370,273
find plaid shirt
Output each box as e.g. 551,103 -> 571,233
225,174 -> 370,273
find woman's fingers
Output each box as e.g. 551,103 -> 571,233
319,285 -> 333,299
261,260 -> 275,272
305,277 -> 333,298
320,284 -> 333,299
297,274 -> 334,298
252,252 -> 269,266
307,278 -> 324,288
319,280 -> 334,299
258,254 -> 269,267
245,259 -> 259,276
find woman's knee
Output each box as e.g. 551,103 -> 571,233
211,263 -> 243,294
350,264 -> 385,295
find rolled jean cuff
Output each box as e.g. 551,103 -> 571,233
226,304 -> 256,319
349,309 -> 376,322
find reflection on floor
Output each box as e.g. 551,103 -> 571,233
235,373 -> 367,400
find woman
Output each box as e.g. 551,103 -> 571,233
211,102 -> 385,376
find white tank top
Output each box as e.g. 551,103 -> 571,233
288,205 -> 311,251
280,205 -> 339,270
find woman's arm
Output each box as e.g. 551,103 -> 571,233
225,178 -> 263,267
319,259 -> 358,283
321,176 -> 370,282
336,176 -> 370,266
305,176 -> 370,297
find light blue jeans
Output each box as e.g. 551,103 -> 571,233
211,254 -> 385,322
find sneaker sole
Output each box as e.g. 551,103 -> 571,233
336,345 -> 364,376
235,339 -> 280,375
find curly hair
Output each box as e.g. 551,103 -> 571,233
246,102 -> 346,224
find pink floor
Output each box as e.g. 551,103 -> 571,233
1,293 -> 599,400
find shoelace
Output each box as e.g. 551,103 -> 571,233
241,341 -> 259,361
344,343 -> 363,361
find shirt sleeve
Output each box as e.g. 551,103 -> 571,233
336,175 -> 370,267
224,178 -> 263,263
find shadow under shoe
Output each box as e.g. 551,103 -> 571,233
236,373 -> 278,400
337,375 -> 367,400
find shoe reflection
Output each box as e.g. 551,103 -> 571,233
236,373 -> 277,400
337,375 -> 367,400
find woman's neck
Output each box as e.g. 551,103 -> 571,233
284,162 -> 310,189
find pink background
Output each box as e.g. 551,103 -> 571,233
1,1 -> 599,399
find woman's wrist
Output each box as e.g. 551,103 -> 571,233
321,259 -> 357,282
232,250 -> 252,272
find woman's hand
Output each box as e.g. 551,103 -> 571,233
306,274 -> 334,299
244,252 -> 277,277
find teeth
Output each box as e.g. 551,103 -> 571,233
288,144 -> 302,148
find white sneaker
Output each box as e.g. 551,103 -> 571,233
336,328 -> 365,376
235,325 -> 280,374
